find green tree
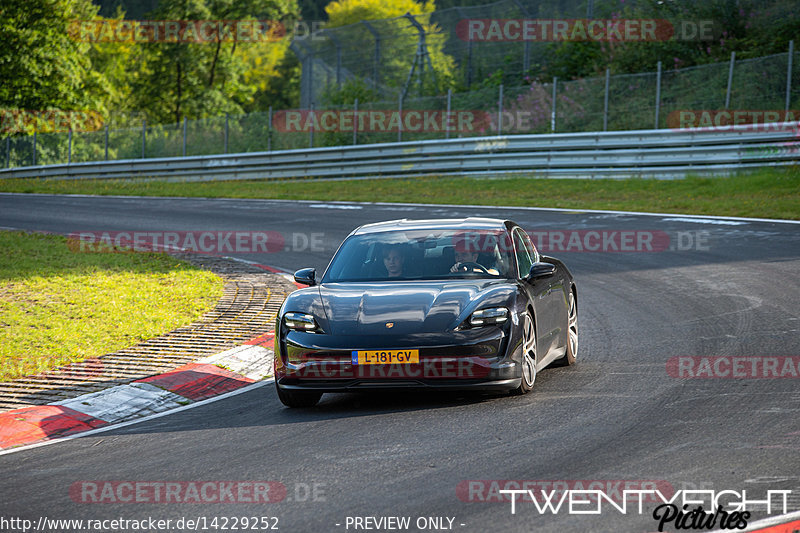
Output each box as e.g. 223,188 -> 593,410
0,0 -> 107,132
129,0 -> 299,124
323,0 -> 456,97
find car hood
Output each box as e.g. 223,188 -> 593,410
316,280 -> 516,335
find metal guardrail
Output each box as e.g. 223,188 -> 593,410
1,124 -> 798,181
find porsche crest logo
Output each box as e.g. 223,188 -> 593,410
385,322 -> 394,329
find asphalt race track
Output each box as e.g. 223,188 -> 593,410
1,192 -> 799,533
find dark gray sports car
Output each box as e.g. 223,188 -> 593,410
274,218 -> 577,407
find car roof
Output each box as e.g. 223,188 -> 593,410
352,218 -> 512,235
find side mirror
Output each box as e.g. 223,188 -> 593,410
527,262 -> 556,280
294,268 -> 316,286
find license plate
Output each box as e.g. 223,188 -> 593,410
351,349 -> 419,365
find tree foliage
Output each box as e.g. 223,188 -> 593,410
128,0 -> 300,123
0,0 -> 106,128
323,0 -> 456,98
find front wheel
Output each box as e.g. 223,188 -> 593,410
556,288 -> 578,366
276,384 -> 322,408
513,311 -> 537,395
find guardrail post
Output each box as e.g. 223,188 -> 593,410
309,103 -> 314,148
551,77 -> 558,133
445,89 -> 452,139
182,116 -> 187,157
142,120 -> 146,159
224,113 -> 229,154
104,124 -> 109,161
787,40 -> 794,113
498,84 -> 504,136
353,98 -> 358,145
603,68 -> 610,131
267,107 -> 273,151
398,95 -> 403,143
655,61 -> 662,129
68,128 -> 72,164
32,132 -> 36,166
725,51 -> 736,109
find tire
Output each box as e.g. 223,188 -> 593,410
276,384 -> 322,408
513,310 -> 537,395
556,288 -> 578,366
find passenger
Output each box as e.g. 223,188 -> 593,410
383,245 -> 405,278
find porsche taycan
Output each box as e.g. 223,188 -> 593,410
274,218 -> 577,407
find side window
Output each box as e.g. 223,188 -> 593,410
513,228 -> 533,278
520,230 -> 539,263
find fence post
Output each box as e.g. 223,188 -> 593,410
224,113 -> 229,154
68,128 -> 72,164
725,51 -> 736,109
445,89 -> 452,139
787,40 -> 794,113
512,0 -> 531,77
268,106 -> 273,151
398,94 -> 403,143
353,98 -> 358,145
104,124 -> 109,160
309,103 -> 314,148
362,21 -> 380,92
142,119 -> 146,159
467,41 -> 473,88
5,137 -> 9,169
498,84 -> 504,136
182,117 -> 187,156
655,61 -> 662,129
603,68 -> 610,131
551,77 -> 558,133
33,132 -> 36,166
373,35 -> 380,92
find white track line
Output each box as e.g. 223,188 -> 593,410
0,192 -> 798,225
0,379 -> 273,457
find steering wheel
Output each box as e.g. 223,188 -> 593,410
453,261 -> 490,274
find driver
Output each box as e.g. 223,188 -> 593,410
450,249 -> 499,275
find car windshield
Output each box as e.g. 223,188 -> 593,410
322,228 -> 515,282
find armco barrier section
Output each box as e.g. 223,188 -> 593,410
1,124 -> 798,181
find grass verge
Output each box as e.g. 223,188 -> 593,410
0,166 -> 798,219
0,231 -> 224,382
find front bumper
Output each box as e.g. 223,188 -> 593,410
274,327 -> 522,393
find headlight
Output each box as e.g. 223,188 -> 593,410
283,312 -> 319,332
469,307 -> 509,327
